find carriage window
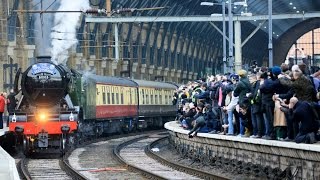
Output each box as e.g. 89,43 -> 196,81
165,95 -> 168,105
142,89 -> 145,104
115,93 -> 119,104
155,95 -> 158,104
159,95 -> 162,105
151,95 -> 154,104
102,92 -> 106,104
121,93 -> 124,104
132,89 -> 136,104
130,89 -> 132,105
146,95 -> 149,104
112,93 -> 115,104
107,92 -> 110,104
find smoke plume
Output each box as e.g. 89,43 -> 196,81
51,0 -> 90,65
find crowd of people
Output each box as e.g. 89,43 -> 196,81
0,89 -> 17,129
174,63 -> 320,144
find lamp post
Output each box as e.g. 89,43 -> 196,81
268,0 -> 273,67
201,1 -> 248,73
222,0 -> 227,74
200,1 -> 227,74
228,0 -> 234,73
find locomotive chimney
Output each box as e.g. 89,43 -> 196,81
36,56 -> 52,63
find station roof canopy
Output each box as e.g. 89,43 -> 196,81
88,0 -> 320,65
132,0 -> 320,39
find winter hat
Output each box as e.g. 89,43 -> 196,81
272,66 -> 281,76
230,74 -> 239,81
237,69 -> 247,77
292,65 -> 302,73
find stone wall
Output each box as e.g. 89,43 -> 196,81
166,122 -> 320,179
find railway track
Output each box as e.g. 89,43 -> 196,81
19,156 -> 87,180
16,130 -> 164,180
146,136 -> 229,180
114,133 -> 227,180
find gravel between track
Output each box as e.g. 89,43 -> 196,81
119,134 -> 201,180
68,135 -> 147,180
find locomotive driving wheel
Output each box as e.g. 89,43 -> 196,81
60,134 -> 67,156
23,136 -> 31,156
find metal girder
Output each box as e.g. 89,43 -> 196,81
209,21 -> 233,45
86,12 -> 320,23
242,20 -> 266,47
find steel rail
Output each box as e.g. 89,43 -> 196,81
145,136 -> 230,180
113,135 -> 167,180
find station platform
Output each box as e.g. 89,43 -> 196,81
0,146 -> 19,180
0,122 -> 18,180
165,121 -> 320,152
0,126 -> 9,136
165,121 -> 320,179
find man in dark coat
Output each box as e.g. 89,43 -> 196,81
249,73 -> 264,138
233,70 -> 252,104
260,66 -> 288,139
205,104 -> 220,133
288,97 -> 319,144
233,70 -> 252,136
188,104 -> 205,137
238,101 -> 252,137
194,83 -> 210,104
6,89 -> 16,127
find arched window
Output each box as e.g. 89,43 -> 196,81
286,28 -> 320,67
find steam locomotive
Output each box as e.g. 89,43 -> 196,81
9,56 -> 177,155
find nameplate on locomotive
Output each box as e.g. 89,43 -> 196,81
32,63 -> 56,75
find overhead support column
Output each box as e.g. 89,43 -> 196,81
228,0 -> 234,73
234,20 -> 242,72
222,0 -> 227,74
268,0 -> 273,67
114,23 -> 119,62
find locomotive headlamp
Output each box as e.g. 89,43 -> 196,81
37,112 -> 47,122
40,113 -> 46,121
69,112 -> 74,121
12,114 -> 17,123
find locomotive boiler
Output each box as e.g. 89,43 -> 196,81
9,56 -> 79,155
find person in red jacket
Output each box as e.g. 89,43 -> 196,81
0,92 -> 5,129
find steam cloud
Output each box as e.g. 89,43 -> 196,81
51,0 -> 90,65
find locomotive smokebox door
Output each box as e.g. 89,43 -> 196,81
38,131 -> 48,148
